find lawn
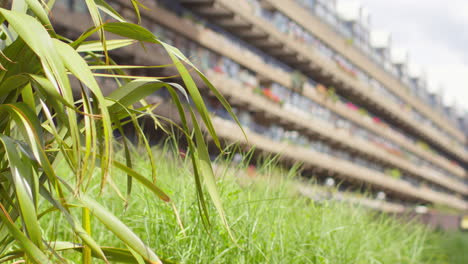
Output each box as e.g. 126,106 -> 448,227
39,145 -> 467,263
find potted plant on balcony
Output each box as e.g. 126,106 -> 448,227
291,70 -> 306,94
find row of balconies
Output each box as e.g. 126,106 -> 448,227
174,0 -> 467,163
264,0 -> 465,142
261,1 -> 463,146
209,117 -> 467,210
319,0 -> 460,132
204,71 -> 467,195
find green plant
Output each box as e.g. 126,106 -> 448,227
385,168 -> 402,179
327,86 -> 339,102
358,107 -> 368,116
435,231 -> 468,264
416,140 -> 431,151
345,38 -> 354,46
0,1 -> 240,263
291,70 -> 306,94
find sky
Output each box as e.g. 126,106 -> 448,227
352,0 -> 468,112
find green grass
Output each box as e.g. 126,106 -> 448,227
434,231 -> 468,264
40,145 -> 467,263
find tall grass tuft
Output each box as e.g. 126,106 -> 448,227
0,1 -> 239,263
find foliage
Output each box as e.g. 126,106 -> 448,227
434,231 -> 468,264
385,168 -> 402,179
291,70 -> 306,94
326,87 -> 338,102
0,0 -> 240,263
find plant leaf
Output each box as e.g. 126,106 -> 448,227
80,195 -> 162,264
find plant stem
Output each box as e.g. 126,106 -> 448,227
82,207 -> 92,264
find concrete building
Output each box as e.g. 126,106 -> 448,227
52,0 -> 468,220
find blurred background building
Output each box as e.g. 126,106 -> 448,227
53,0 -> 468,226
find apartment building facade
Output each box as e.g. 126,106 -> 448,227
53,0 -> 468,217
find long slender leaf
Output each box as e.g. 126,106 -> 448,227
0,203 -> 48,263
0,135 -> 42,248
80,195 -> 162,264
77,39 -> 137,52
